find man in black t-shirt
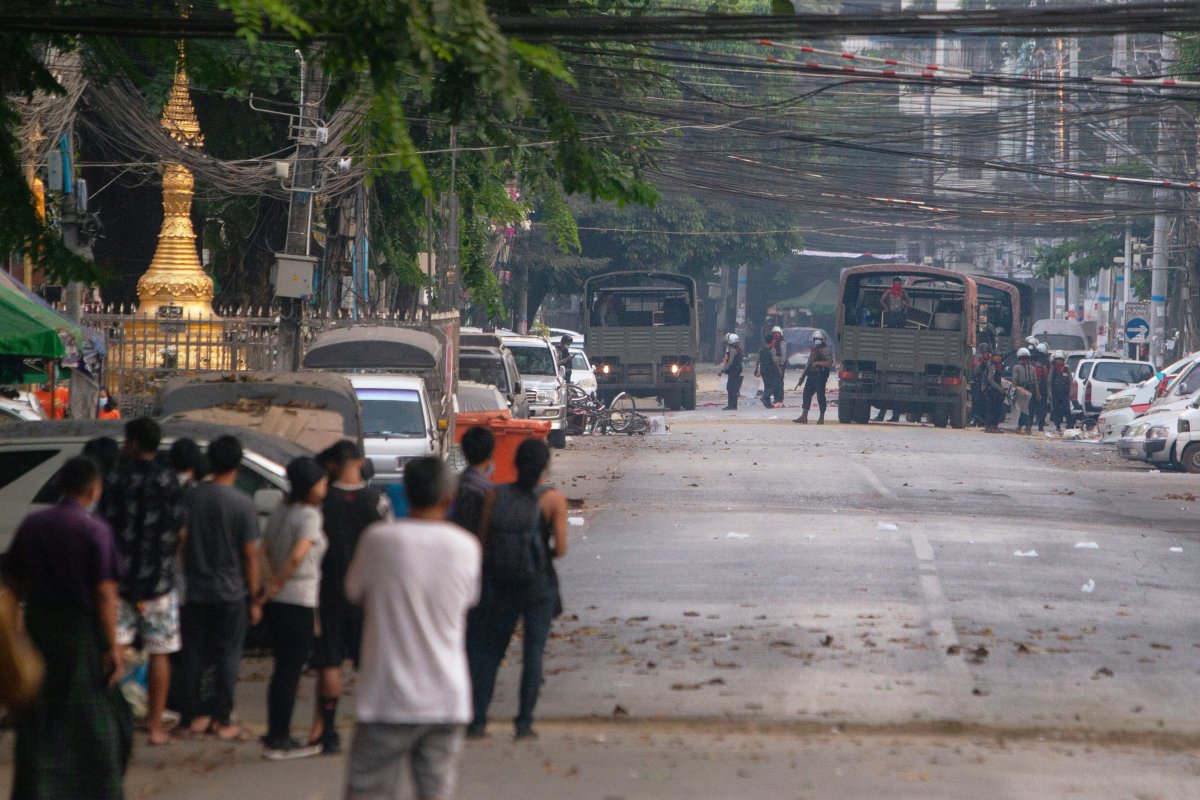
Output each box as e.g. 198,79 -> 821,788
308,441 -> 390,754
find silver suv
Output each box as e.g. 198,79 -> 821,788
500,334 -> 568,449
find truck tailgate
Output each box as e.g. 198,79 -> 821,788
842,328 -> 965,371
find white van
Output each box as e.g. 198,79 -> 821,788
347,374 -> 439,485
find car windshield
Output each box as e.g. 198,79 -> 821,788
571,352 -> 589,371
782,328 -> 818,355
1038,334 -> 1088,351
509,344 -> 557,376
461,356 -> 509,392
1169,362 -> 1200,397
1092,362 -> 1153,385
357,389 -> 426,437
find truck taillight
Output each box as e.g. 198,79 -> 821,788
1070,382 -> 1078,401
942,377 -> 962,386
1085,381 -> 1092,406
838,370 -> 853,380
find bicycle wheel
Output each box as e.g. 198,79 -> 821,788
607,393 -> 638,433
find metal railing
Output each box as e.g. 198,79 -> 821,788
83,306 -> 458,417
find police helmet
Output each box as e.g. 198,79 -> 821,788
771,326 -> 783,335
1036,342 -> 1049,354
812,332 -> 826,343
1017,347 -> 1031,358
727,333 -> 740,345
1052,349 -> 1065,360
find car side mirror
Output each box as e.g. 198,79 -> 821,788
254,488 -> 284,515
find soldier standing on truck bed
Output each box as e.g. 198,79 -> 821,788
880,276 -> 910,328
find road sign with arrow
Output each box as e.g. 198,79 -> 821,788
1124,301 -> 1150,343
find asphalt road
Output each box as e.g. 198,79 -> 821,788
4,390 -> 1199,798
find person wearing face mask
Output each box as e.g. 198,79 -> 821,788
98,390 -> 122,420
305,440 -> 390,755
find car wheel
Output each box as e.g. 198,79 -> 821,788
838,400 -> 853,424
548,429 -> 567,450
1180,443 -> 1200,474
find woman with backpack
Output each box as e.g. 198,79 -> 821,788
466,438 -> 568,740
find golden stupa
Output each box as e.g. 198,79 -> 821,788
136,48 -> 216,318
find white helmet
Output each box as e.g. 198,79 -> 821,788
727,333 -> 740,345
812,332 -> 826,343
771,325 -> 783,335
1035,342 -> 1049,354
1053,350 -> 1065,360
1017,347 -> 1031,358
1025,336 -> 1039,347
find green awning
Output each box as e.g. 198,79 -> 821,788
773,279 -> 839,314
0,283 -> 69,359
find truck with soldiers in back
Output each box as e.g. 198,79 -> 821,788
836,264 -> 978,428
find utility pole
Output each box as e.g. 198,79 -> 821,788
1151,33 -> 1179,365
279,48 -> 324,370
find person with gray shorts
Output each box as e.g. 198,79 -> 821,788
343,457 -> 481,800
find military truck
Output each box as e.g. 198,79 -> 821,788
583,271 -> 699,410
836,265 -> 978,428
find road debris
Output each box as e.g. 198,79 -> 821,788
1013,550 -> 1038,557
1074,542 -> 1099,549
1081,579 -> 1096,593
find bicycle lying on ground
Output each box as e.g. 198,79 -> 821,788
566,385 -> 650,436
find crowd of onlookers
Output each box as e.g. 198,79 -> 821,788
0,416 -> 568,799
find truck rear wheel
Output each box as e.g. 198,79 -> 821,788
665,391 -> 682,412
682,385 -> 696,411
930,405 -> 950,428
838,400 -> 852,424
950,399 -> 966,429
853,401 -> 872,425
548,429 -> 567,450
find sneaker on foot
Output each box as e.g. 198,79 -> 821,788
514,726 -> 538,740
263,738 -> 322,761
466,723 -> 487,740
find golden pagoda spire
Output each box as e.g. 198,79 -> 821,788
137,44 -> 215,317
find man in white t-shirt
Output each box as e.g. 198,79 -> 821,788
344,457 -> 481,800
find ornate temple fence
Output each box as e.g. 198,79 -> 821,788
85,308 -> 453,418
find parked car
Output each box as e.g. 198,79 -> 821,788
0,420 -> 305,551
1070,357 -> 1153,419
1165,396 -> 1200,472
459,345 -> 530,420
781,327 -> 835,370
1097,352 -> 1200,442
500,333 -> 568,449
1116,393 -> 1198,468
302,326 -> 452,463
549,327 -> 585,349
346,374 -> 441,486
0,396 -> 43,424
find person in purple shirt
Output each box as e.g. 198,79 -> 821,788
0,455 -> 132,800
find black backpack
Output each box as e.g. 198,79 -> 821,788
485,485 -> 548,586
